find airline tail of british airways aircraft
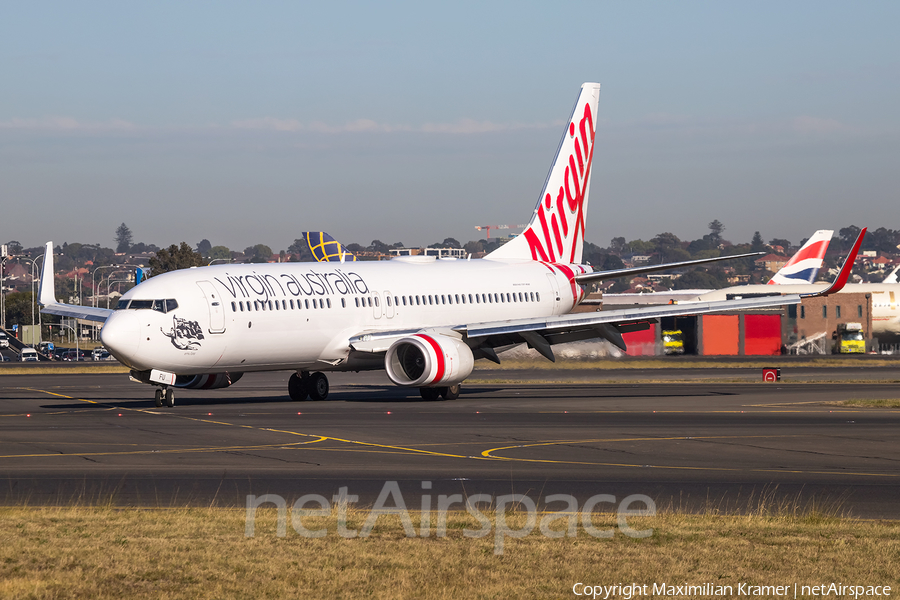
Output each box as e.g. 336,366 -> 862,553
767,230 -> 833,285
486,82 -> 601,265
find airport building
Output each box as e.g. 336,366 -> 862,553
583,292 -> 874,356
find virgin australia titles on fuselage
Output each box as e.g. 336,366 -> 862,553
39,82 -> 809,403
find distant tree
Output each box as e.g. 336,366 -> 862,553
464,240 -> 485,256
768,238 -> 792,251
674,269 -> 729,290
750,231 -> 767,253
436,237 -> 461,249
208,246 -> 232,261
707,220 -> 725,244
598,254 -> 625,271
149,242 -> 204,275
609,237 -> 627,254
279,250 -> 287,262
115,223 -> 133,253
287,239 -> 305,255
369,240 -> 391,254
5,240 -> 23,255
129,242 -> 159,254
392,242 -> 405,248
196,239 -> 212,258
625,239 -> 653,255
686,235 -> 719,255
867,227 -> 899,254
3,291 -> 37,326
651,232 -> 690,262
244,244 -> 273,264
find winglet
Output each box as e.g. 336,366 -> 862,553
801,227 -> 866,298
38,241 -> 56,307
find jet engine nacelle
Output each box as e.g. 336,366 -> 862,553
174,372 -> 243,389
385,334 -> 474,387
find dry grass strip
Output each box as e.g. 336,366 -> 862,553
2,507 -> 898,599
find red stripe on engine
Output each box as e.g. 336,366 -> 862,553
417,334 -> 445,384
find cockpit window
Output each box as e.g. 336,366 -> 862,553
119,298 -> 179,312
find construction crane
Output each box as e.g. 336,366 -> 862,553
474,224 -> 528,239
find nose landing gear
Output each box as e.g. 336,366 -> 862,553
154,387 -> 175,408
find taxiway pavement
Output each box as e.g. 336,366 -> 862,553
1,370 -> 898,518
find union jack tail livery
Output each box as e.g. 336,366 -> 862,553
767,230 -> 833,285
487,83 -> 601,265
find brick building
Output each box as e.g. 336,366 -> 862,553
787,292 -> 873,345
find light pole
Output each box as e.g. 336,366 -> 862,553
102,270 -> 132,308
91,264 -> 127,307
56,322 -> 79,361
14,256 -> 41,344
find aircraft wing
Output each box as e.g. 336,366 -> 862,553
37,241 -> 114,324
351,294 -> 801,359
350,228 -> 865,360
41,303 -> 114,323
574,251 -> 764,285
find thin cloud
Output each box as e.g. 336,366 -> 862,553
0,116 -> 136,132
791,115 -> 857,134
230,117 -> 558,134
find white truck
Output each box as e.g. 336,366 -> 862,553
0,332 -> 9,348
19,347 -> 39,362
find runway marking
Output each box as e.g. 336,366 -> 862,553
0,439 -> 328,459
13,387 -> 477,461
481,435 -> 900,478
12,387 -> 899,477
537,409 -> 870,414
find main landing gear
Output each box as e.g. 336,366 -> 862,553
289,371 -> 329,401
419,384 -> 460,401
154,387 -> 175,408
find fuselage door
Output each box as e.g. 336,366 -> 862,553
197,280 -> 226,334
545,274 -> 561,315
372,292 -> 383,319
385,291 -> 395,318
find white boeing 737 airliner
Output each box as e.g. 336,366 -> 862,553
38,83 -> 862,407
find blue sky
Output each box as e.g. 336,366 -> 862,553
2,1 -> 898,252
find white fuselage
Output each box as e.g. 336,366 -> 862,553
690,283 -> 900,336
100,257 -> 588,375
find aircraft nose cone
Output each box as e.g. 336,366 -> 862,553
100,311 -> 141,368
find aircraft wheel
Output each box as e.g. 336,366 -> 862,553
164,388 -> 175,408
419,387 -> 441,401
288,373 -> 310,401
440,384 -> 460,400
154,388 -> 164,407
309,372 -> 329,401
